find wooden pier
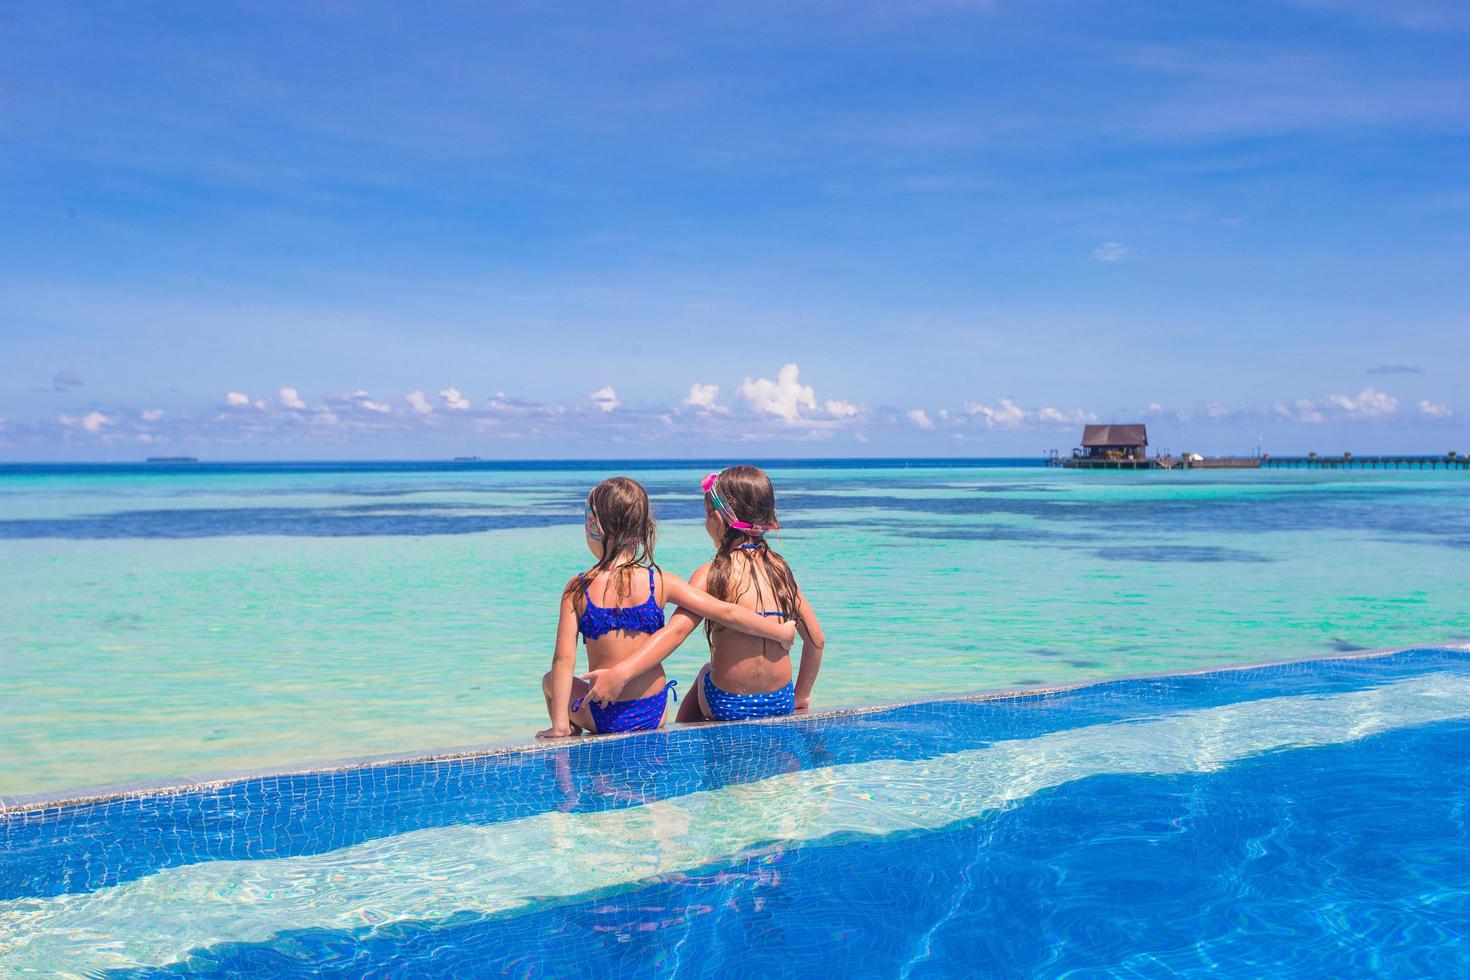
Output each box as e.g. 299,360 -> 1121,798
1261,454 -> 1467,470
1049,422 -> 1466,471
1051,453 -> 1466,471
1051,454 -> 1260,470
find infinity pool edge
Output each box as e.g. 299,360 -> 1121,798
6,641 -> 1467,816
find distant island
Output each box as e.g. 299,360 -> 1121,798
452,456 -> 482,461
145,456 -> 200,463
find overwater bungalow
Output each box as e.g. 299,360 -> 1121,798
1062,424 -> 1152,468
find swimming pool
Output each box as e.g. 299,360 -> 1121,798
4,646 -> 1470,976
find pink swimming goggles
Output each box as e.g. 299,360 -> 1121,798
702,471 -> 773,537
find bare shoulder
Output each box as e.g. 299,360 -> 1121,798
689,562 -> 714,588
563,570 -> 595,607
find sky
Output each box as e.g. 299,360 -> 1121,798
2,0 -> 1468,460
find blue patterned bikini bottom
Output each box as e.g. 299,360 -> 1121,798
574,680 -> 677,734
702,673 -> 795,721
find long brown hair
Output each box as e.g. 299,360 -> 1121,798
563,476 -> 658,608
703,465 -> 802,641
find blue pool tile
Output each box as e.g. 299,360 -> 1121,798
3,648 -> 1468,903
108,716 -> 1470,979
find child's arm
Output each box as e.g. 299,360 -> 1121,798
581,606 -> 702,706
661,572 -> 796,649
791,592 -> 825,712
537,590 -> 582,739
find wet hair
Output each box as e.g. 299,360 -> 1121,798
703,465 -> 802,641
564,476 -> 658,608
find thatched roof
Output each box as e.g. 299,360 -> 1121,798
1082,424 -> 1148,447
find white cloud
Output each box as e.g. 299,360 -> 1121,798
440,388 -> 470,411
1270,387 -> 1399,424
485,391 -> 527,413
681,383 -> 724,412
335,389 -> 392,414
965,398 -> 1028,427
1092,242 -> 1131,262
1294,401 -> 1326,423
36,377 -> 1445,457
59,410 -> 111,434
950,399 -> 1096,429
1272,388 -> 1394,423
1327,387 -> 1397,417
588,385 -> 620,413
738,363 -> 817,422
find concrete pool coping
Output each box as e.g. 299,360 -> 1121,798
5,641 -> 1469,817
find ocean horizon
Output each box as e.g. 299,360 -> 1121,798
2,456 -> 1052,472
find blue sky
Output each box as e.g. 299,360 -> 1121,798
2,0 -> 1467,459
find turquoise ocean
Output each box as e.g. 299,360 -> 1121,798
2,459 -> 1467,798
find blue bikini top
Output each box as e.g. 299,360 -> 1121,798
578,566 -> 665,640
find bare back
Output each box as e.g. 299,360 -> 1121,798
693,557 -> 795,694
578,568 -> 668,700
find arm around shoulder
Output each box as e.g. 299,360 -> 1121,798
662,572 -> 795,649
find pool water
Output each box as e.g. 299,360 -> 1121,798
3,647 -> 1470,976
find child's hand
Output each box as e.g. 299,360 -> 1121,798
795,695 -> 810,712
777,621 -> 796,651
579,668 -> 627,707
536,725 -> 576,739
